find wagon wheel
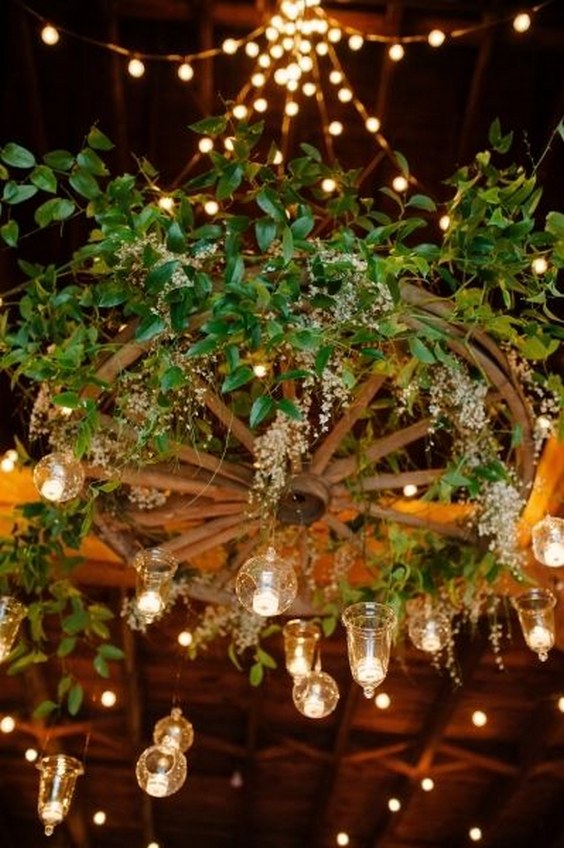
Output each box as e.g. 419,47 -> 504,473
87,286 -> 536,605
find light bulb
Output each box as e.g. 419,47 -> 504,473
158,196 -> 175,212
258,53 -> 271,68
93,810 -> 106,825
198,137 -> 214,154
328,27 -> 342,43
365,116 -> 381,133
253,98 -> 268,113
316,42 -> 329,56
388,798 -> 401,812
469,827 -> 482,842
298,39 -> 312,53
136,745 -> 187,797
328,121 -> 343,136
348,34 -> 364,51
321,178 -> 337,193
439,214 -> 451,231
177,62 -> 194,82
204,200 -> 219,215
531,256 -> 548,274
232,104 -> 248,120
128,58 -> 145,78
285,101 -> 299,117
5,449 -> 17,462
336,833 -> 350,846
251,72 -> 266,87
265,26 -> 279,42
302,82 -> 316,96
527,624 -> 553,652
286,62 -> 302,80
252,585 -> 280,616
273,150 -> 283,165
472,710 -> 487,727
375,692 -> 391,709
392,175 -> 409,192
558,696 -> 564,713
329,70 -> 343,84
421,777 -> 434,792
428,29 -> 446,47
100,690 -> 117,708
253,363 -> 268,378
177,630 -> 193,647
513,13 -> 531,33
274,68 -> 288,85
25,748 -> 39,763
245,41 -> 260,57
293,671 -> 340,719
282,37 -> 294,51
0,456 -> 15,473
41,25 -> 60,46
388,43 -> 405,62
337,87 -> 353,103
0,715 -> 15,733
270,44 -> 284,59
298,55 -> 313,72
222,38 -> 239,55
403,483 -> 418,497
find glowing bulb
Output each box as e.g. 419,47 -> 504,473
270,44 -> 284,59
439,214 -> 451,231
392,175 -> 409,193
41,25 -> 60,46
273,150 -> 283,165
128,58 -> 145,78
287,62 -> 302,81
147,843 -> 160,848
321,178 -> 337,193
282,37 -> 294,51
298,55 -> 313,72
298,39 -> 312,53
245,41 -> 260,57
302,82 -> 316,96
1,456 -> 15,473
403,483 -> 418,497
286,79 -> 299,92
253,363 -> 268,378
428,29 -> 446,47
158,196 -> 175,212
531,256 -> 548,274
472,710 -> 487,728
178,630 -> 193,647
388,798 -> 401,812
274,68 -> 288,85
201,196 -> 220,215
222,38 -> 239,55
316,42 -> 329,56
232,104 -> 248,120
265,26 -> 279,42
0,715 -> 15,733
328,121 -> 343,136
93,811 -> 106,826
137,590 -> 164,617
356,657 -> 385,693
513,13 -> 531,33
348,33 -> 364,51
328,27 -> 342,43
329,69 -> 343,85
271,15 -> 284,30
365,116 -> 381,133
558,696 -> 564,713
421,777 -> 434,792
253,98 -> 268,113
388,43 -> 405,61
258,53 -> 271,68
375,692 -> 391,709
177,62 -> 194,82
251,72 -> 266,87
198,137 -> 214,154
285,101 -> 299,117
337,87 -> 353,103
469,827 -> 482,842
100,690 -> 117,708
5,450 -> 16,462
336,833 -> 350,846
25,747 -> 39,762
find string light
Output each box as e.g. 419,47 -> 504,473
469,827 -> 483,842
177,62 -> 194,82
302,82 -> 316,96
375,692 -> 391,709
472,709 -> 488,727
0,715 -> 15,733
272,150 -> 284,165
428,29 -> 446,47
328,27 -> 342,43
321,177 -> 337,193
233,104 -> 248,120
336,833 -> 350,846
25,748 -> 39,763
388,798 -> 401,812
128,58 -> 145,78
258,53 -> 271,68
388,43 -> 405,62
365,116 -> 381,133
328,121 -> 343,136
40,24 -> 60,46
253,363 -> 269,378
254,98 -> 268,112
158,196 -> 175,212
403,483 -> 418,497
421,777 -> 435,791
348,33 -> 364,51
513,13 -> 532,32
392,175 -> 409,192
329,70 -> 343,84
222,38 -> 239,55
558,696 -> 564,713
224,136 -> 236,151
93,811 -> 107,826
100,690 -> 117,708
177,630 -> 193,647
337,87 -> 353,103
245,41 -> 260,57
251,72 -> 266,87
198,137 -> 214,154
316,41 -> 329,56
531,256 -> 548,274
439,214 -> 451,231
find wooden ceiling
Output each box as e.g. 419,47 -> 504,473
1,1 -> 564,847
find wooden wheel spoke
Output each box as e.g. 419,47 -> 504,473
85,463 -> 249,501
203,386 -> 255,452
332,468 -> 444,495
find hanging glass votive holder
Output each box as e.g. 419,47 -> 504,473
235,546 -> 298,617
136,708 -> 194,798
513,587 -> 556,662
407,601 -> 450,654
342,601 -> 396,698
283,619 -> 321,680
292,669 -> 340,719
33,452 -> 85,503
36,754 -> 84,836
532,516 -> 564,568
132,547 -> 178,622
0,596 -> 26,663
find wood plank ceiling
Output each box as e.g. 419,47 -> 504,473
0,2 -> 564,847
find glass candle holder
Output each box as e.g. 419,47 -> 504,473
532,516 -> 564,568
153,708 -> 194,753
36,754 -> 84,836
0,596 -> 26,663
235,547 -> 298,617
132,548 -> 178,623
33,452 -> 85,503
342,602 -> 396,698
292,670 -> 340,719
513,587 -> 556,662
135,744 -> 187,798
283,619 -> 321,680
407,604 -> 450,654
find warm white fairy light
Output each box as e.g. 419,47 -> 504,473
245,41 -> 260,57
178,630 -> 193,647
321,178 -> 337,193
270,44 -> 284,59
328,121 -> 343,136
0,455 -> 15,473
428,29 -> 446,47
337,87 -> 353,103
265,26 -> 279,41
388,798 -> 401,812
251,72 -> 266,87
281,36 -> 293,51
285,101 -> 299,117
287,62 -> 302,81
403,483 -> 418,497
0,716 -> 15,733
299,55 -> 313,72
41,24 -> 60,46
439,214 -> 451,231
224,137 -> 236,151
233,104 -> 248,120
316,41 -> 329,56
469,827 -> 483,842
93,811 -> 106,826
177,62 -> 194,81
388,43 -> 405,61
392,175 -> 409,192
336,833 -> 350,846
421,777 -> 435,792
329,69 -> 343,84
147,843 -> 160,848
128,58 -> 145,78
365,116 -> 381,133
101,690 -> 117,708
287,80 -> 299,92
158,196 -> 175,212
204,200 -> 219,216
25,747 -> 39,763
513,12 -> 531,33
303,81 -> 316,96
272,66 -> 286,83
271,15 -> 284,30
348,33 -> 364,51
254,97 -> 268,112
298,39 -> 312,53
375,692 -> 391,709
198,137 -> 214,154
328,27 -> 342,43
258,53 -> 271,68
273,150 -> 284,165
222,38 -> 239,55
531,256 -> 548,274
253,363 -> 269,378
558,696 -> 564,713
472,709 -> 488,727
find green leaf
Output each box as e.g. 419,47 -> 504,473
1,142 -> 35,168
186,336 -> 221,358
87,126 -> 115,151
166,220 -> 186,253
249,395 -> 274,428
69,167 -> 101,199
409,336 -> 436,364
546,211 -> 564,239
63,608 -> 89,635
67,682 -> 84,716
57,636 -> 77,658
34,197 -> 75,227
2,181 -> 38,204
256,187 -> 285,221
77,147 -> 109,176
52,391 -> 81,409
217,163 -> 243,200
221,365 -> 254,393
145,259 -> 179,293
249,662 -> 264,686
135,313 -> 166,342
189,115 -> 228,135
33,700 -> 59,719
255,217 -> 277,252
277,398 -> 302,420
256,647 -> 277,669
97,643 -> 125,660
393,150 -> 410,176
488,118 -> 513,154
161,365 -> 186,392
30,164 -> 57,193
282,226 -> 294,263
93,653 -> 110,678
290,213 -> 314,239
43,149 -> 75,170
406,194 -> 436,212
0,219 -> 19,247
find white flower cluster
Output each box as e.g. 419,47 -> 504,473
429,363 -> 492,465
127,485 -> 168,510
298,350 -> 352,436
186,602 -> 265,656
251,407 -> 310,508
505,348 -> 560,454
28,384 -> 52,441
477,479 -> 525,573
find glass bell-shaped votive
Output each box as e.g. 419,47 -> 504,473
407,599 -> 450,654
132,548 -> 178,623
514,587 -> 556,662
235,547 -> 298,616
36,754 -> 84,836
342,602 -> 396,698
532,516 -> 564,568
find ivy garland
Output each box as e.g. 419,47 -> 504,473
0,114 -> 563,713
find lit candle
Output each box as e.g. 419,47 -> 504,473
527,624 -> 553,652
146,773 -> 170,798
421,621 -> 442,653
543,542 -> 564,568
356,656 -> 385,686
40,478 -> 65,502
137,590 -> 164,617
41,800 -> 64,835
288,645 -> 309,678
252,571 -> 280,616
303,685 -> 325,718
